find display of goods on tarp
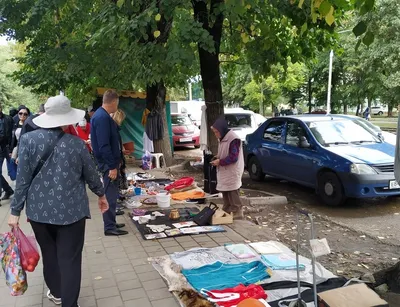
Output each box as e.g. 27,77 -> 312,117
149,241 -> 354,307
171,190 -> 205,201
130,207 -> 226,240
0,232 -> 28,296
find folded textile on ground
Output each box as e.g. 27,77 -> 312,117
261,254 -> 305,271
225,244 -> 257,259
182,261 -> 270,292
171,190 -> 206,201
201,284 -> 267,307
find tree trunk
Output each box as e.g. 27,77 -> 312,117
146,82 -> 173,166
193,0 -> 224,155
343,104 -> 348,114
388,104 -> 393,117
308,77 -> 312,114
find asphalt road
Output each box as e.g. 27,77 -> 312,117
175,147 -> 400,245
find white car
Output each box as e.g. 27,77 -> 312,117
224,108 -> 266,142
371,106 -> 384,116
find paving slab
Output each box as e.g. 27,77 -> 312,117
0,189 -> 247,307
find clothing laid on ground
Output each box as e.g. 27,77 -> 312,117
261,254 -> 305,271
31,218 -> 86,307
91,107 -> 121,173
219,139 -> 240,166
222,190 -> 242,213
171,190 -> 205,201
145,111 -> 163,141
225,244 -> 257,259
181,261 -> 269,291
202,284 -> 267,307
10,129 -> 104,225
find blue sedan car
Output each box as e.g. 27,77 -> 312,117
244,115 -> 400,206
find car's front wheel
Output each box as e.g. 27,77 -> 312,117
378,111 -> 383,115
248,156 -> 265,181
317,171 -> 346,206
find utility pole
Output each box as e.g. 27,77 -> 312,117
188,81 -> 192,101
326,50 -> 334,114
308,77 -> 312,113
260,77 -> 264,116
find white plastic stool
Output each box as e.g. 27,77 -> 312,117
151,153 -> 166,168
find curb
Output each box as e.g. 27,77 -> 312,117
209,195 -> 288,206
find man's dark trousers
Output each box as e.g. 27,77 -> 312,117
103,171 -> 118,231
0,147 -> 13,196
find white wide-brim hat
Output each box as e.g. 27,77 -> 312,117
33,95 -> 85,129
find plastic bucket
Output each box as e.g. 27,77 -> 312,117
156,193 -> 171,208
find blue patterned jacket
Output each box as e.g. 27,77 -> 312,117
11,128 -> 104,225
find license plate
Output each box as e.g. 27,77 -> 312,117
180,137 -> 192,142
389,180 -> 400,189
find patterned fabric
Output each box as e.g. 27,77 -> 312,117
10,129 -> 104,225
219,139 -> 240,166
0,232 -> 28,296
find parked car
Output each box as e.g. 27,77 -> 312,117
171,114 -> 200,148
224,108 -> 265,142
244,115 -> 400,206
331,114 -> 396,146
371,106 -> 384,116
309,109 -> 327,114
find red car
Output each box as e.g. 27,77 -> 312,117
171,114 -> 200,148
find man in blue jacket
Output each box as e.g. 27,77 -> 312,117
91,90 -> 128,236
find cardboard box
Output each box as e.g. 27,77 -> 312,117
318,283 -> 388,307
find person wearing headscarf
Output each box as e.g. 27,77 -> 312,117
210,117 -> 244,219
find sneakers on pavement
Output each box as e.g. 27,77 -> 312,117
47,290 -> 62,305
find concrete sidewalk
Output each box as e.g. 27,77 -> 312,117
0,193 -> 247,307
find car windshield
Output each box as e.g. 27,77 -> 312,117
225,114 -> 252,128
353,118 -> 381,133
307,120 -> 380,146
172,115 -> 192,126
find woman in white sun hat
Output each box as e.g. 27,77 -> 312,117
8,95 -> 109,307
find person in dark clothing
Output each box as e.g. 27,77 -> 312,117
9,108 -> 18,118
91,90 -> 128,236
20,104 -> 45,137
0,104 -> 15,205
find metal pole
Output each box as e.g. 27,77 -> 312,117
188,82 -> 193,101
308,77 -> 312,113
327,50 -> 334,114
260,77 -> 264,116
309,214 -> 318,307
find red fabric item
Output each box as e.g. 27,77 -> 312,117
76,123 -> 92,152
165,177 -> 194,191
203,284 -> 267,307
64,125 -> 79,137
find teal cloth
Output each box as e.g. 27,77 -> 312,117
181,261 -> 269,291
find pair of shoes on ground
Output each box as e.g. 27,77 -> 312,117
105,223 -> 128,236
116,208 -> 124,216
47,290 -> 80,306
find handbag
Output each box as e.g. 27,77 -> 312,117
193,202 -> 219,226
32,131 -> 65,179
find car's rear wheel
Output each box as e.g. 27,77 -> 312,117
248,156 -> 265,181
317,171 -> 346,206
